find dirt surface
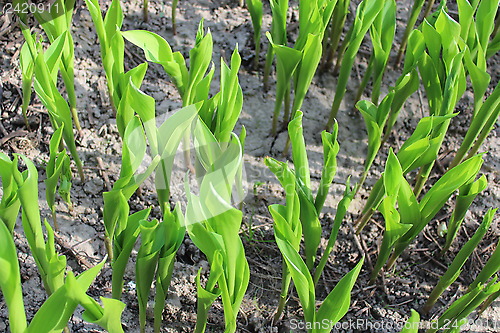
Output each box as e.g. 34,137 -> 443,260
0,0 -> 499,332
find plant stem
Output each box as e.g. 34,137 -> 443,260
51,210 -> 59,232
413,162 -> 434,198
172,0 -> 179,35
143,0 -> 149,22
395,0 -> 425,67
355,207 -> 375,234
21,78 -> 31,130
313,187 -> 353,285
322,3 -> 348,72
104,235 -> 114,262
355,177 -> 384,233
422,0 -> 435,19
386,251 -> 397,271
272,262 -> 291,324
70,106 -> 81,132
253,34 -> 261,70
282,85 -> 291,125
354,55 -> 374,105
333,24 -> 353,76
263,46 -> 274,91
479,290 -> 500,316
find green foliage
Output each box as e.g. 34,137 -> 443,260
321,0 -> 351,70
264,157 -> 302,322
443,175 -> 488,253
356,91 -> 395,189
7,0 -> 500,331
0,218 -> 26,332
395,0 -> 425,66
399,310 -> 420,333
0,153 -> 21,233
45,126 -> 73,231
84,0 -> 150,123
185,133 -> 249,332
356,113 -> 456,232
15,0 -> 80,130
355,0 -> 396,104
269,0 -> 337,134
423,209 -> 496,313
327,0 -> 385,130
263,0 -> 289,89
0,154 -> 125,332
267,144 -> 363,330
19,36 -> 34,129
246,0 -> 263,67
20,29 -> 84,181
469,238 -> 500,291
426,279 -> 500,333
274,209 -> 364,332
13,154 -> 66,295
450,82 -> 500,168
266,111 -> 360,321
369,153 -> 485,280
123,22 -> 243,143
35,0 -> 81,131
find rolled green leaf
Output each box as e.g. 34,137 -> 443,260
266,157 -> 301,321
214,47 -> 244,143
275,217 -> 364,331
399,310 -> 420,333
370,151 -> 412,282
426,280 -> 500,333
0,219 -> 27,333
289,112 -> 321,269
443,175 -> 488,252
194,253 -> 222,333
45,125 -> 72,230
27,260 -> 117,332
267,33 -> 302,135
111,208 -> 151,299
264,0 -> 289,89
390,154 -> 484,267
246,0 -> 263,67
356,92 -> 394,190
423,208 -> 496,313
13,155 -> 51,293
327,0 -> 385,130
34,0 -> 81,131
153,206 -> 186,333
395,0 -> 425,66
357,113 -> 449,233
185,134 -> 249,331
24,30 -> 84,181
313,177 -> 354,285
469,238 -> 500,291
314,123 -> 340,212
136,219 -> 162,333
291,33 -> 323,118
0,153 -> 21,233
450,83 -> 500,168
315,258 -> 364,332
365,0 -> 395,104
19,40 -> 34,129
